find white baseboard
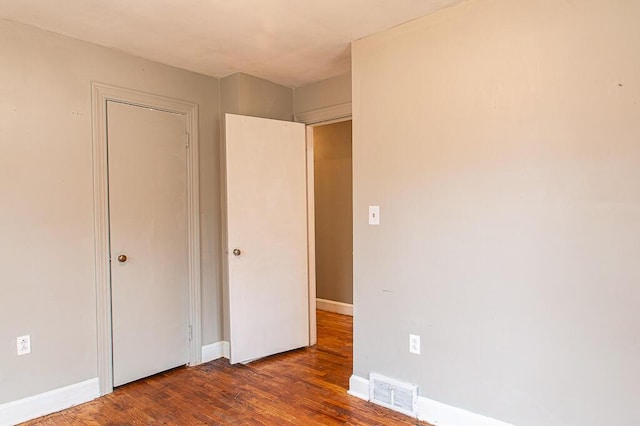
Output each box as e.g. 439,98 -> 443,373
415,396 -> 513,426
0,378 -> 99,426
348,375 -> 513,426
347,375 -> 370,400
201,341 -> 230,363
316,298 -> 353,316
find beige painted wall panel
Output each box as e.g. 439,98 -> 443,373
294,72 -> 352,116
352,0 -> 640,425
222,72 -> 293,121
0,19 -> 220,404
314,121 -> 353,304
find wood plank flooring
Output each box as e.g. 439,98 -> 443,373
23,311 -> 429,425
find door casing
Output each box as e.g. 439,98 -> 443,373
296,106 -> 353,345
91,82 -> 201,395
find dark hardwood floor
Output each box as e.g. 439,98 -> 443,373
23,311 -> 429,425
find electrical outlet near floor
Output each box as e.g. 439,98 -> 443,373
409,334 -> 420,355
17,335 -> 31,356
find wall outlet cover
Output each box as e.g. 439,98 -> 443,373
17,335 -> 31,355
409,334 -> 420,355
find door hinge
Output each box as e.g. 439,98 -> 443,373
188,325 -> 193,342
185,132 -> 190,149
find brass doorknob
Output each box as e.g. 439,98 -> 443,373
232,249 -> 241,256
117,254 -> 128,263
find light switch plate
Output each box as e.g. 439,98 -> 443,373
369,206 -> 380,225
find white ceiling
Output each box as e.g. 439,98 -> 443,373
0,0 -> 466,87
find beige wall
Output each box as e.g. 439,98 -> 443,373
293,72 -> 351,116
221,72 -> 294,121
219,73 -> 294,340
313,121 -> 353,304
0,19 -> 221,404
352,0 -> 640,425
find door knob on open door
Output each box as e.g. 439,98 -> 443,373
117,254 -> 128,263
232,249 -> 241,256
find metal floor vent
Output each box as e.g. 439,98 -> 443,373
369,373 -> 418,417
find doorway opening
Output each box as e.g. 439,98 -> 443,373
307,118 -> 353,347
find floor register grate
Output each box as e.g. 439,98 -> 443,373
369,373 -> 418,417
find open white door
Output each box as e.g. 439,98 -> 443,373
225,113 -> 309,364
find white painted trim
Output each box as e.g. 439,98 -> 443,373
347,375 -> 370,400
91,82 -> 202,396
306,126 -> 317,346
0,378 -> 99,426
316,298 -> 353,316
348,375 -> 513,426
201,341 -> 230,363
295,102 -> 352,124
416,396 -> 514,426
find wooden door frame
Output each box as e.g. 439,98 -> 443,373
91,82 -> 201,395
295,103 -> 352,346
